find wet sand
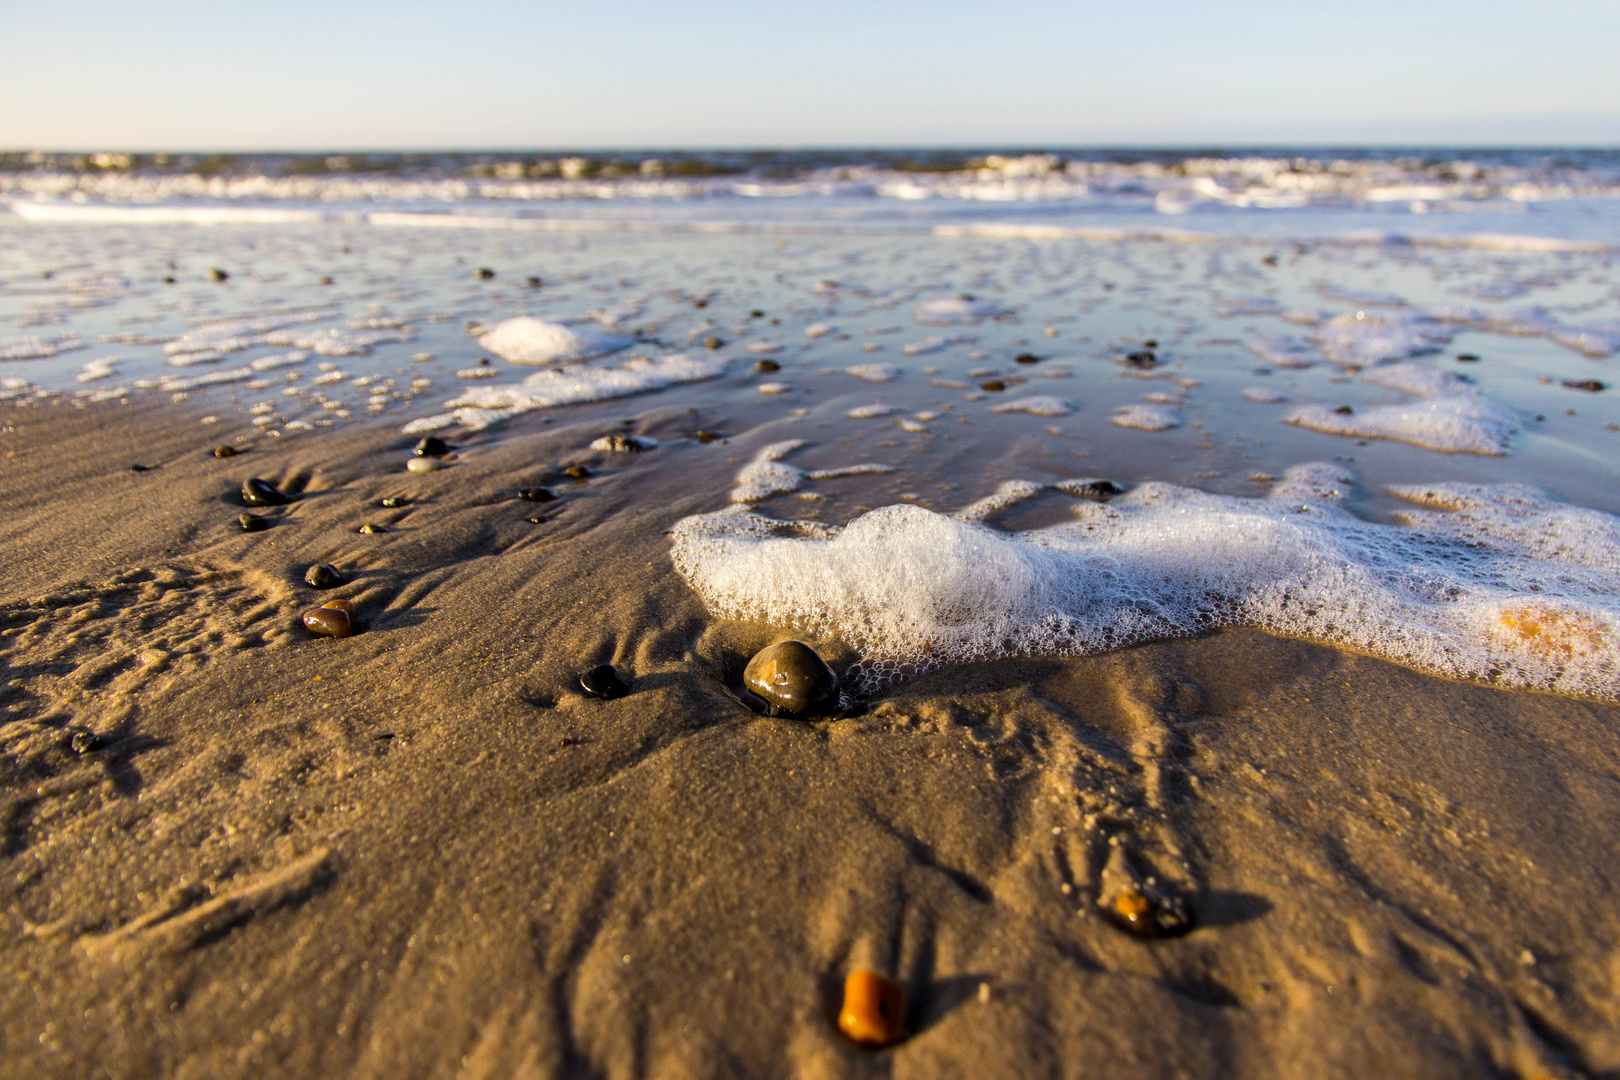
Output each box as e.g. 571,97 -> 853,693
3,403 -> 1618,1079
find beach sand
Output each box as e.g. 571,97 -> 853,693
3,402 -> 1617,1079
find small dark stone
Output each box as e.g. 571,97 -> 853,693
980,380 -> 1006,392
359,523 -> 386,534
129,464 -> 150,472
1456,353 -> 1481,362
70,731 -> 103,755
526,515 -> 548,524
1333,405 -> 1355,415
475,267 -> 496,280
213,445 -> 238,458
1073,480 -> 1124,500
380,496 -> 409,508
750,309 -> 765,318
239,512 -> 269,532
703,336 -> 724,350
693,298 -> 708,308
518,487 -> 557,502
526,275 -> 542,288
1123,351 -> 1158,369
301,606 -> 353,638
579,664 -> 629,700
478,357 -> 491,366
163,275 -> 177,285
319,275 -> 334,286
1563,379 -> 1606,392
1143,339 -> 1158,348
1101,887 -> 1196,939
563,465 -> 591,479
1014,353 -> 1040,364
414,436 -> 450,457
241,477 -> 288,506
694,430 -> 720,444
742,641 -> 839,717
304,563 -> 343,589
209,268 -> 229,282
559,736 -> 573,747
755,359 -> 780,372
1262,254 -> 1279,266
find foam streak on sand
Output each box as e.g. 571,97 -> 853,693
402,353 -> 728,433
671,464 -> 1620,698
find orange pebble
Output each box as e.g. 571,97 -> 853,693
838,970 -> 905,1047
321,599 -> 356,615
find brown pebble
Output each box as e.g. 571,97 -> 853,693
321,598 -> 356,616
239,512 -> 269,532
1562,379 -> 1605,392
213,445 -> 239,458
1333,405 -> 1354,415
564,465 -> 591,479
838,971 -> 906,1046
1101,886 -> 1196,938
703,336 -> 724,349
742,640 -> 839,717
694,430 -> 720,444
208,268 -> 229,282
980,380 -> 1006,392
755,359 -> 781,372
301,607 -> 352,638
359,523 -> 386,534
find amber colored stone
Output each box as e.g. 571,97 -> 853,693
320,599 -> 356,616
302,607 -> 353,638
838,971 -> 906,1047
742,641 -> 838,717
1102,886 -> 1195,939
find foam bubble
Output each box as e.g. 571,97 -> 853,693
1314,311 -> 1449,367
1245,336 -> 1314,368
901,334 -> 972,356
990,395 -> 1070,416
0,334 -> 85,361
1110,404 -> 1179,431
476,316 -> 632,365
402,353 -> 727,433
1243,387 -> 1287,404
843,363 -> 902,382
847,404 -> 898,419
670,463 -> 1620,699
1286,361 -> 1517,455
913,297 -> 1007,325
76,357 -> 121,382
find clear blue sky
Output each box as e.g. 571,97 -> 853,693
2,0 -> 1617,150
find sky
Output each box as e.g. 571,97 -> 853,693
2,0 -> 1618,150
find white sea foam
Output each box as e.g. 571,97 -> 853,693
901,334 -> 973,356
1286,361 -> 1518,455
670,463 -> 1620,699
76,357 -> 121,382
729,441 -> 894,502
1111,404 -> 1180,431
0,334 -> 85,361
476,316 -> 632,365
846,403 -> 898,419
401,353 -> 727,433
843,363 -> 901,382
1243,387 -> 1288,404
1245,336 -> 1314,368
913,297 -> 1007,325
989,395 -> 1071,416
1313,311 -> 1450,367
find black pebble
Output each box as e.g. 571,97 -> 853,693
526,275 -> 542,288
1333,405 -> 1355,415
703,336 -> 724,350
380,496 -> 409,508
1456,353 -> 1481,362
1563,379 -> 1606,392
414,436 -> 450,457
359,523 -> 386,534
1075,480 -> 1124,500
239,512 -> 269,532
1014,353 -> 1040,364
475,267 -> 496,280
213,445 -> 238,458
518,487 -> 557,502
130,464 -> 150,472
241,477 -> 288,506
563,465 -> 590,479
209,268 -> 229,282
305,563 -> 344,589
526,515 -> 547,524
579,664 -> 629,700
163,275 -> 177,285
754,359 -> 780,372
750,309 -> 765,318
1123,351 -> 1158,369
70,732 -> 103,755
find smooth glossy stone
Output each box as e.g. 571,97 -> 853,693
1101,886 -> 1196,939
302,607 -> 353,638
1333,405 -> 1354,415
213,445 -> 239,458
694,430 -> 720,444
702,336 -> 724,349
305,564 -> 343,589
359,523 -> 386,534
406,457 -> 442,473
414,436 -> 450,457
742,641 -> 838,717
239,512 -> 269,532
563,465 -> 590,479
578,664 -> 629,700
526,515 -> 547,524
320,598 -> 356,616
380,496 -> 409,508
979,380 -> 1006,392
1014,352 -> 1041,364
754,359 -> 780,372
241,477 -> 288,506
838,971 -> 906,1047
518,487 -> 557,502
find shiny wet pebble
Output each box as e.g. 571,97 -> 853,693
213,445 -> 239,458
302,605 -> 353,638
1014,352 -> 1041,364
241,477 -> 288,506
754,359 -> 780,372
239,512 -> 269,532
518,487 -> 557,502
579,664 -> 629,699
1101,886 -> 1196,939
380,496 -> 409,508
407,457 -> 442,473
838,971 -> 906,1047
742,640 -> 839,716
305,563 -> 344,589
414,436 -> 451,457
359,523 -> 386,534
702,336 -> 724,349
564,465 -> 591,479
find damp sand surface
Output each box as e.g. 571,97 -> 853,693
3,403 -> 1620,1080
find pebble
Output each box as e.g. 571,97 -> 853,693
380,496 -> 409,508
563,465 -> 591,479
301,604 -> 353,638
754,359 -> 781,372
239,512 -> 269,532
1563,379 -> 1605,392
1014,353 -> 1041,364
407,457 -> 442,473
694,430 -> 720,444
703,336 -> 724,350
1101,886 -> 1196,939
129,464 -> 150,472
1123,350 -> 1158,369
209,268 -> 229,282
518,487 -> 557,502
475,267 -> 496,280
1456,353 -> 1481,362
414,436 -> 451,457
241,477 -> 289,506
579,664 -> 630,699
742,640 -> 839,717
838,971 -> 906,1047
213,445 -> 239,458
1073,479 -> 1124,500
321,598 -> 356,616
359,523 -> 386,534
70,731 -> 103,755
1333,405 -> 1354,415
591,434 -> 653,453
526,515 -> 547,524
980,380 -> 1006,392
304,563 -> 344,589
526,275 -> 542,288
